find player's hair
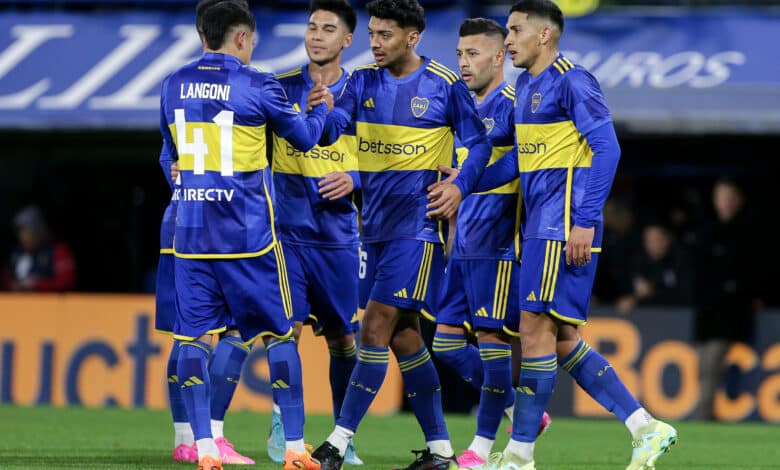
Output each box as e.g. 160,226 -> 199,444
195,0 -> 250,35
366,0 -> 425,33
310,0 -> 357,33
200,1 -> 256,50
510,0 -> 564,33
459,18 -> 507,40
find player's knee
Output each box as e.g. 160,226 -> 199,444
324,330 -> 354,350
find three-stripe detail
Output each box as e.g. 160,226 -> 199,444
540,240 -> 562,302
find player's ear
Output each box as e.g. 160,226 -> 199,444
407,30 -> 420,49
343,32 -> 353,49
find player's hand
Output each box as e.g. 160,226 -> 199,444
426,165 -> 459,192
306,72 -> 333,112
565,225 -> 595,266
170,161 -> 180,184
426,182 -> 462,219
319,172 -> 354,200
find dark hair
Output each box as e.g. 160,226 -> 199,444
459,17 -> 507,40
366,0 -> 425,32
195,0 -> 250,35
200,1 -> 256,50
510,0 -> 564,33
310,0 -> 357,33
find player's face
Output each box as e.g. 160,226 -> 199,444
457,34 -> 503,93
505,12 -> 541,69
305,10 -> 352,66
367,17 -> 416,68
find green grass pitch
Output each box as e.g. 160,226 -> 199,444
1,406 -> 778,469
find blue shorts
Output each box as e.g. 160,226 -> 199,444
518,238 -> 600,325
362,239 -> 445,319
154,252 -> 177,334
283,242 -> 359,336
358,242 -> 373,310
173,245 -> 294,342
437,258 -> 520,336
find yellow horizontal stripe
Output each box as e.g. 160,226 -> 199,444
356,122 -> 453,173
273,134 -> 358,177
592,247 -> 602,253
173,240 -> 275,259
172,123 -> 268,173
457,145 -> 519,195
419,309 -> 436,321
155,329 -> 174,336
159,248 -> 174,254
516,121 -> 593,172
275,68 -> 302,80
548,308 -> 587,326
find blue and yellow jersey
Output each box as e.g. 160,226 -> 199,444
514,54 -> 613,245
272,66 -> 358,248
159,52 -> 326,258
324,57 -> 489,244
451,82 -> 521,261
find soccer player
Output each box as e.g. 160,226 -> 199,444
266,0 -> 363,465
309,0 -> 492,469
155,0 -> 257,465
445,2 -> 678,469
159,2 -> 332,469
431,18 -> 550,469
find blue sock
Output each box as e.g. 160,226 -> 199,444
167,340 -> 189,423
267,338 -> 305,441
511,354 -> 557,443
399,347 -> 449,441
432,332 -> 483,390
336,346 -> 389,432
560,339 -> 640,422
329,342 -> 358,423
208,336 -> 250,421
476,343 -> 513,440
177,340 -> 212,440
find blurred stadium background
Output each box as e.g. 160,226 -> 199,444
1,0 -> 780,447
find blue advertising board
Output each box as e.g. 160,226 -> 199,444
0,8 -> 778,132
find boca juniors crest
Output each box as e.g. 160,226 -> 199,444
411,96 -> 430,118
531,93 -> 542,113
482,117 -> 495,134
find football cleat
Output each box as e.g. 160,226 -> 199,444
393,448 -> 458,470
456,449 -> 486,468
311,441 -> 345,470
267,408 -> 286,463
626,420 -> 678,470
197,455 -> 223,470
343,439 -> 364,465
215,437 -> 255,464
174,443 -> 198,463
283,448 -> 321,470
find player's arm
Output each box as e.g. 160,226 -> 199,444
475,146 -> 519,192
564,69 -> 620,266
263,77 -> 329,152
320,73 -> 359,146
158,84 -> 179,191
426,81 -> 491,218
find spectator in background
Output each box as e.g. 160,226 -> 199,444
693,178 -> 759,420
593,197 -> 638,303
2,205 -> 76,292
616,222 -> 693,314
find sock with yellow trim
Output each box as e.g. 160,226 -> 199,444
560,339 -> 640,422
475,343 -> 512,443
399,347 -> 449,442
336,346 -> 389,435
432,331 -> 483,389
267,338 -> 305,442
177,340 -> 213,441
511,354 -> 557,443
167,340 -> 193,446
329,342 -> 358,423
208,336 -> 250,429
